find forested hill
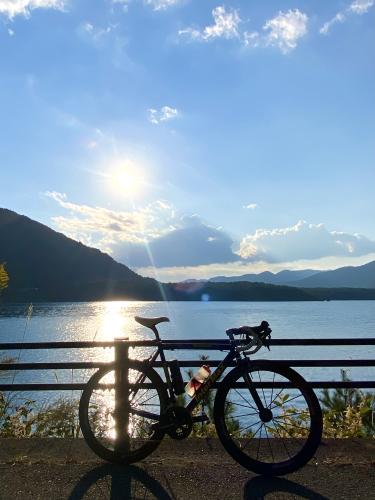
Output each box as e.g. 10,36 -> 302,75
0,208 -> 163,301
1,208 -> 374,302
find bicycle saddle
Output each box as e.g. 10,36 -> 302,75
134,316 -> 170,329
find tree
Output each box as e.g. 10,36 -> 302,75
320,370 -> 375,437
0,263 -> 9,293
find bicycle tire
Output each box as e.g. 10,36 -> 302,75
214,360 -> 322,476
79,360 -> 168,464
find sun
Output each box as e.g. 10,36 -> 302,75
110,160 -> 146,198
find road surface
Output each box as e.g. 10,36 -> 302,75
0,438 -> 374,499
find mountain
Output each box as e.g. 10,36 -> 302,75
1,208 -> 374,302
288,261 -> 375,289
0,208 -> 163,301
209,262 -> 375,289
210,269 -> 320,285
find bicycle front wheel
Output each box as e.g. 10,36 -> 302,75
79,361 -> 168,464
214,360 -> 322,476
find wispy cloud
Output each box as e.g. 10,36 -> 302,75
112,0 -> 183,11
320,0 -> 374,35
45,191 -> 174,252
77,21 -> 115,46
244,9 -> 308,54
144,0 -> 183,10
179,6 -> 241,41
148,106 -> 179,124
262,9 -> 308,53
179,6 -> 308,54
243,203 -> 258,210
0,0 -> 66,19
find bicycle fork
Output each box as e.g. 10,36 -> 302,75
242,371 -> 273,423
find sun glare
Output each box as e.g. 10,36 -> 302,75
110,161 -> 146,198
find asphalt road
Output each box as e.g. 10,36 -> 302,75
0,438 -> 374,499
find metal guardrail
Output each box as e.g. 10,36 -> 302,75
0,338 -> 374,391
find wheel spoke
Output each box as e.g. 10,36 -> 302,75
264,424 -> 275,463
272,416 -> 310,433
270,392 -> 305,410
217,366 -> 321,474
258,370 -> 267,407
273,420 -> 292,459
81,366 -> 164,461
269,372 -> 275,410
226,399 -> 258,411
230,410 -> 260,419
233,388 -> 258,412
241,421 -> 264,452
256,424 -> 263,459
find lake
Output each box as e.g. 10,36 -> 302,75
0,300 -> 374,403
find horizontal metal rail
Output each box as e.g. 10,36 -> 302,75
1,338 -> 375,350
0,338 -> 373,391
1,359 -> 375,371
1,381 -> 375,392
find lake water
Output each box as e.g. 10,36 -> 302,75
0,301 -> 374,403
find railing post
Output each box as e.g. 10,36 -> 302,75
114,338 -> 130,453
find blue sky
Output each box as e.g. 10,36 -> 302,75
1,0 -> 374,281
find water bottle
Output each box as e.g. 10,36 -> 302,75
185,364 -> 211,398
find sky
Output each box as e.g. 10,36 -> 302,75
0,0 -> 374,282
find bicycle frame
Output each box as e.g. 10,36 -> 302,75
129,330 -> 268,423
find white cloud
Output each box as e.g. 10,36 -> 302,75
45,192 -> 238,268
243,31 -> 261,48
45,194 -> 375,270
238,220 -> 375,262
243,203 -> 258,210
348,0 -> 374,14
112,0 -> 183,11
148,106 -> 179,124
144,0 -> 182,10
179,6 -> 241,41
180,6 -> 307,54
0,0 -> 66,19
320,0 -> 373,35
262,9 -> 308,53
45,191 -> 176,253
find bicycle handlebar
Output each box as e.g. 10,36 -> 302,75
226,321 -> 272,355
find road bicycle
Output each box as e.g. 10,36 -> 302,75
79,316 -> 323,476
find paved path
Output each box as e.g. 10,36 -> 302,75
0,438 -> 374,499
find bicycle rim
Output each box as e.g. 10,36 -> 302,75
214,361 -> 322,475
79,361 -> 168,464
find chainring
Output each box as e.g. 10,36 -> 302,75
161,406 -> 193,440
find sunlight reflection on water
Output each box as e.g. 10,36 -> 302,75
0,300 -> 374,398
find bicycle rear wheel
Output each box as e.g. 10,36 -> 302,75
214,360 -> 322,476
79,360 -> 168,464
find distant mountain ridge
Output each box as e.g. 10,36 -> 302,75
1,208 -> 374,302
210,269 -> 319,285
209,261 -> 375,289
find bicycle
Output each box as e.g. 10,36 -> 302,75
79,316 -> 323,476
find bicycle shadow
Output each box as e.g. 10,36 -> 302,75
244,475 -> 329,500
68,464 -> 172,500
